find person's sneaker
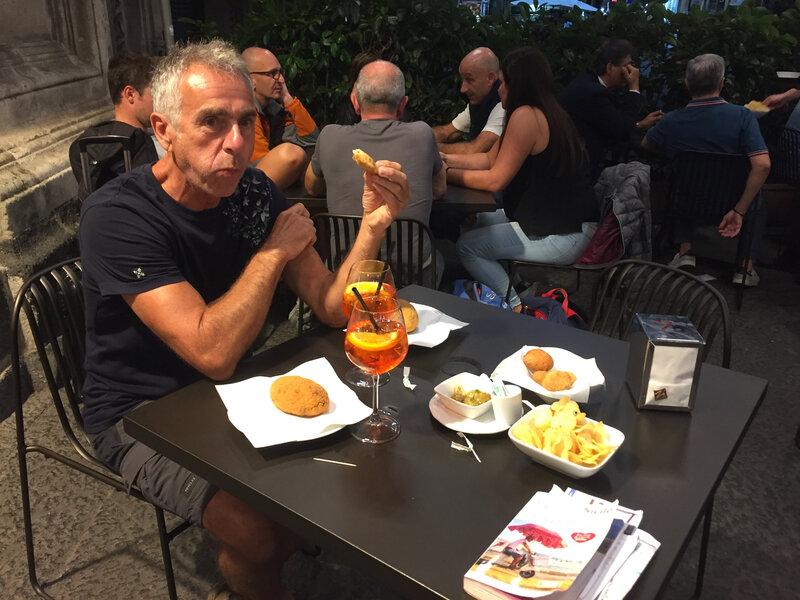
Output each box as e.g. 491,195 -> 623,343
207,582 -> 242,600
668,250 -> 696,270
732,268 -> 759,287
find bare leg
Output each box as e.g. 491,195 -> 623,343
203,489 -> 302,600
255,143 -> 308,190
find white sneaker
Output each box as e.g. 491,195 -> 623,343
207,583 -> 241,600
668,250 -> 696,269
732,269 -> 759,287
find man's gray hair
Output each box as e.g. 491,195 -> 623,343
354,60 -> 406,111
151,39 -> 251,127
685,54 -> 725,97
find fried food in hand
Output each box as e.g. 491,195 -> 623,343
531,370 -> 577,392
352,148 -> 379,174
270,375 -> 329,417
522,348 -> 554,372
397,298 -> 419,332
744,100 -> 769,113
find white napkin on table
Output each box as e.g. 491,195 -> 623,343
491,345 -> 604,404
406,302 -> 468,348
215,357 -> 371,448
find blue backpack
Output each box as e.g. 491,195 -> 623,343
453,279 -> 510,310
521,288 -> 587,329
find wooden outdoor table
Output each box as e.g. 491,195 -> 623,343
125,286 -> 766,600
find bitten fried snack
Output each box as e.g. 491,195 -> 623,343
352,148 -> 379,174
744,100 -> 769,113
532,370 -> 577,392
270,375 -> 329,417
397,298 -> 419,333
522,348 -> 554,372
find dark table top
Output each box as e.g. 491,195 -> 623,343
284,182 -> 497,215
125,286 -> 766,600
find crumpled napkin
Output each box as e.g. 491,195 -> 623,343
491,345 -> 605,404
215,357 -> 371,447
406,302 -> 468,348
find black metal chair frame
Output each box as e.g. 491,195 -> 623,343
298,213 -> 438,332
76,134 -> 134,195
667,150 -> 757,310
11,258 -> 190,600
589,259 -> 733,599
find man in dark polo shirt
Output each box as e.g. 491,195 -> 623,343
643,53 -> 770,286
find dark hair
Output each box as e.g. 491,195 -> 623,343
590,38 -> 634,77
500,46 -> 585,176
107,51 -> 157,104
349,52 -> 379,87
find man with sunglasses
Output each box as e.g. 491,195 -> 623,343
242,46 -> 319,190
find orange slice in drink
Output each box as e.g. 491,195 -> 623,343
347,330 -> 400,352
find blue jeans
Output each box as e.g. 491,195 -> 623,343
457,210 -> 593,308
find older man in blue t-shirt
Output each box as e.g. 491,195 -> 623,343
643,53 -> 770,286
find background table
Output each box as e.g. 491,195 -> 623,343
125,286 -> 766,600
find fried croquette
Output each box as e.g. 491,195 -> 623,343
397,298 -> 419,332
531,370 -> 577,392
270,375 -> 329,417
522,348 -> 554,372
352,148 -> 379,174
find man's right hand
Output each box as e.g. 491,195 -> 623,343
624,64 -> 641,91
259,203 -> 316,263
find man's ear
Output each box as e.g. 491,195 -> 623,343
350,89 -> 361,116
150,112 -> 173,152
122,84 -> 138,105
487,71 -> 497,84
396,96 -> 408,120
605,62 -> 614,77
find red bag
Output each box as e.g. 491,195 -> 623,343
576,211 -> 623,265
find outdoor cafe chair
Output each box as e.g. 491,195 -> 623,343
667,150 -> 757,310
10,258 -> 190,600
73,134 -> 134,199
589,258 -> 733,599
297,213 -> 438,332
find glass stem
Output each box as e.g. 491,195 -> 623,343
372,374 -> 380,417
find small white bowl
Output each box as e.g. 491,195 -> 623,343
507,407 -> 624,478
433,372 -> 494,419
776,71 -> 800,79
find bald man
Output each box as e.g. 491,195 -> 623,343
432,47 -> 506,154
242,47 -> 319,190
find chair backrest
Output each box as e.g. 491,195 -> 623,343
10,258 -> 102,465
589,259 -> 732,368
670,151 -> 750,223
771,127 -> 800,184
76,134 -> 134,197
313,212 -> 438,288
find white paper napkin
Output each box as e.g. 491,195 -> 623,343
215,357 -> 371,447
491,346 -> 605,404
406,302 -> 468,348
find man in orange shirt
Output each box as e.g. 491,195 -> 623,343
242,47 -> 319,190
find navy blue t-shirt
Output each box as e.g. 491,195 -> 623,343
79,166 -> 288,434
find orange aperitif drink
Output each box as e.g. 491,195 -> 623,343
345,319 -> 408,375
342,281 -> 397,319
342,260 -> 397,320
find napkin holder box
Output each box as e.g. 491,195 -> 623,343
625,314 -> 704,411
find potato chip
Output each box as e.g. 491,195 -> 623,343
511,396 -> 617,467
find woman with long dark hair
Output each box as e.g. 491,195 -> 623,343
443,46 -> 598,311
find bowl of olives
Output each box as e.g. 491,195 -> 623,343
434,372 -> 494,419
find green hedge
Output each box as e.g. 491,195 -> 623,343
205,0 -> 798,126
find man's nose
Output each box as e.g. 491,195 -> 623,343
460,81 -> 468,95
224,123 -> 246,152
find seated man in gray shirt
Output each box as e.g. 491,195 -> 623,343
305,60 -> 445,280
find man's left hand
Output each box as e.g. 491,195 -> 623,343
361,160 -> 409,231
718,210 -> 742,237
278,80 -> 294,106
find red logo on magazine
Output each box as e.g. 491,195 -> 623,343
571,532 -> 596,543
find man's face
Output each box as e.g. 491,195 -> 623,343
166,65 -> 257,200
606,55 -> 632,89
459,57 -> 495,105
249,51 -> 285,105
133,85 -> 154,130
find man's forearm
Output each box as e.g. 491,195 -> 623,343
438,132 -> 497,155
736,163 -> 770,214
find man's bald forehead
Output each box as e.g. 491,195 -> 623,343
461,47 -> 499,74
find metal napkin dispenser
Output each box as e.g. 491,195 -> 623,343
626,314 -> 705,411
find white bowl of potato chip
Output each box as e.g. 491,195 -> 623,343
508,398 -> 624,478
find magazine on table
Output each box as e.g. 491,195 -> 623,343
463,487 -> 658,600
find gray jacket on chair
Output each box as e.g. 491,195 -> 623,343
594,162 -> 652,260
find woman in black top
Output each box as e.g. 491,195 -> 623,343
443,46 -> 597,310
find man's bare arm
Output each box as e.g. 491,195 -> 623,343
304,162 -> 326,196
432,165 -> 447,199
438,130 -> 499,155
718,153 -> 771,238
123,203 -> 316,380
432,123 -> 462,143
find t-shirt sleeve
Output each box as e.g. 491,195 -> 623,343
644,113 -> 670,151
740,111 -> 769,157
80,198 -> 186,298
482,103 -> 506,137
451,106 -> 471,133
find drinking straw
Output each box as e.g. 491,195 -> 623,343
375,264 -> 387,295
351,286 -> 382,330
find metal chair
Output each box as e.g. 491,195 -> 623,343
11,258 -> 189,600
589,259 -> 732,599
668,150 -> 757,310
297,214 -> 438,332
